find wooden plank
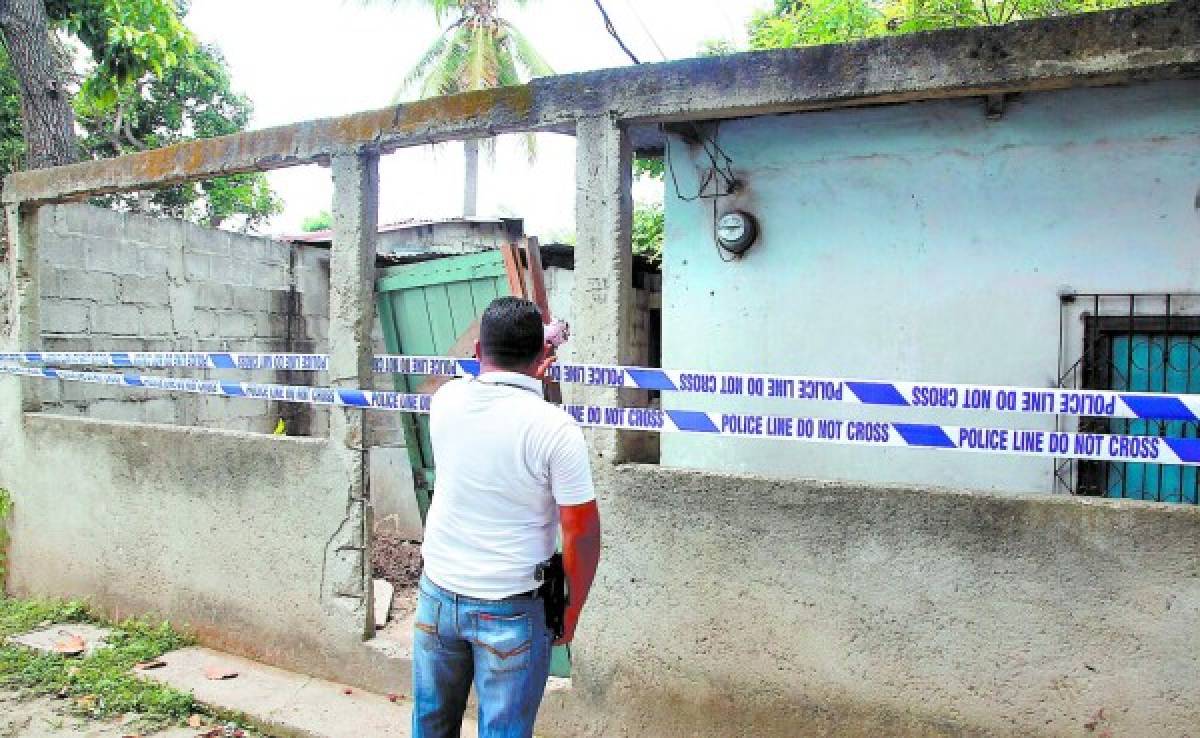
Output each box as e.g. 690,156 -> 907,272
500,244 -> 528,299
444,280 -> 479,337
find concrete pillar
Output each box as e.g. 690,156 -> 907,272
572,114 -> 634,462
325,149 -> 378,629
5,205 -> 41,412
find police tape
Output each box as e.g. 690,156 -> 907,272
2,363 -> 1198,467
1,350 -> 1197,422
0,365 -> 432,412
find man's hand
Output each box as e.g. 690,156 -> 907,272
534,343 -> 557,380
556,500 -> 601,646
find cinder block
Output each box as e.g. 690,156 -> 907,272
253,263 -> 288,291
140,247 -> 170,277
92,304 -> 141,336
220,311 -> 257,339
57,270 -> 118,303
141,306 -> 175,336
184,252 -> 209,282
232,287 -> 268,313
118,276 -> 170,306
42,336 -> 91,353
186,228 -> 231,257
195,283 -> 231,309
39,235 -> 88,269
140,398 -> 179,425
38,263 -> 60,297
226,259 -> 253,287
193,310 -> 218,338
41,300 -> 91,334
126,213 -> 182,248
88,399 -> 144,423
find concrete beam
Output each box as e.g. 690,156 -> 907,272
571,114 -> 634,463
3,0 -> 1197,205
5,206 -> 41,411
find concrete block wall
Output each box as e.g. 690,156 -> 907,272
33,204 -> 330,434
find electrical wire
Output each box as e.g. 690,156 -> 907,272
662,122 -> 742,262
619,0 -> 667,61
591,0 -> 641,65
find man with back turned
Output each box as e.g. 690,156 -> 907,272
412,296 -> 603,738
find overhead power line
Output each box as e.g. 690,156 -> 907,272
591,0 -> 641,65
619,0 -> 667,61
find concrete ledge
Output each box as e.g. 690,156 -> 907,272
5,1 -> 1198,205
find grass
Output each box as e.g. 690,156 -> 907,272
0,598 -> 199,725
0,490 -> 258,733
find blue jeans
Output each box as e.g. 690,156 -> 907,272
412,574 -> 553,738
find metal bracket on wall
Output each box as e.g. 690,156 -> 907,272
985,94 -> 1008,120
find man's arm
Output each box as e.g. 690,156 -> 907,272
557,500 -> 601,646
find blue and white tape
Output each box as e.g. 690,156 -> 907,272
0,365 -> 431,412
2,350 -> 1198,422
1,363 -> 1196,467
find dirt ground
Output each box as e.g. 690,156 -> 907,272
0,690 -> 259,738
372,534 -> 422,624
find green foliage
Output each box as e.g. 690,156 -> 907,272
47,0 -> 195,108
0,489 -> 10,586
0,598 -> 198,726
634,157 -> 664,180
735,0 -> 1156,51
632,203 -> 664,265
301,210 -> 333,232
74,42 -> 281,229
748,0 -> 884,48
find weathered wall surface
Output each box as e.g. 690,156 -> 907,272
34,204 -> 331,434
0,412 -> 405,689
540,464 -> 1200,737
662,79 -> 1200,493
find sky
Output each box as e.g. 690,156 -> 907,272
184,0 -> 771,239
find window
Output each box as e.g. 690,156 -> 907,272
1057,294 -> 1200,504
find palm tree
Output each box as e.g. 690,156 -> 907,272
388,0 -> 553,216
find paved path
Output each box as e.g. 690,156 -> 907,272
0,690 -> 198,738
141,647 -> 478,738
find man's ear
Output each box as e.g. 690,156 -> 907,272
473,339 -> 482,360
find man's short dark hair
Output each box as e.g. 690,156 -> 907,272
480,297 -> 544,369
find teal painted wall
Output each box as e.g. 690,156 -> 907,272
661,80 -> 1200,494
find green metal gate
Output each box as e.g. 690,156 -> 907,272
376,250 -> 509,518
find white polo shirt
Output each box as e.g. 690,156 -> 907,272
421,371 -> 595,599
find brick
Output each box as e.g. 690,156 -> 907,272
92,304 -> 140,335
140,306 -> 175,336
184,252 -> 209,281
41,300 -> 91,334
42,335 -> 91,353
118,276 -> 170,305
57,270 -> 118,303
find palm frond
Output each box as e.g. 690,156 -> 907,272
393,31 -> 452,103
500,20 -> 553,78
494,33 -> 522,87
419,24 -> 472,97
464,22 -> 501,90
